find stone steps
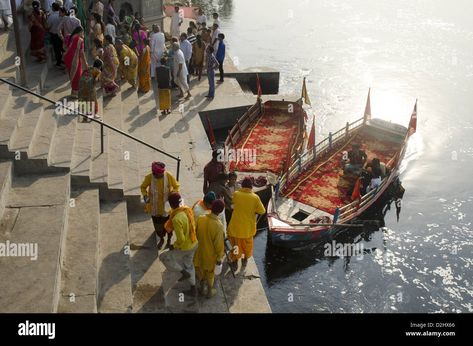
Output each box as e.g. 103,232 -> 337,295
0,171 -> 70,312
0,160 -> 13,219
57,188 -> 100,313
128,212 -> 166,313
97,200 -> 133,313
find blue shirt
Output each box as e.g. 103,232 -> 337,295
216,40 -> 226,62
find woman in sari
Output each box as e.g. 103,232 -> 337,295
138,38 -> 151,93
116,39 -> 138,88
131,22 -> 147,57
63,26 -> 88,98
101,35 -> 120,97
90,13 -> 105,55
28,1 -> 47,62
192,35 -> 205,81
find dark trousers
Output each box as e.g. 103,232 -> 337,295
50,33 -> 63,66
225,209 -> 233,225
217,59 -> 224,81
151,215 -> 170,239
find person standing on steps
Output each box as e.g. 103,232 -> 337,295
116,38 -> 138,89
28,1 -> 48,63
160,193 -> 199,297
192,191 -> 227,230
203,150 -> 226,194
141,162 -> 180,250
216,33 -> 226,83
47,2 -> 64,68
205,45 -> 219,100
156,57 -> 172,116
63,26 -> 88,98
172,42 -> 191,99
194,199 -> 225,298
227,177 -> 266,272
149,24 -> 166,79
170,5 -> 183,38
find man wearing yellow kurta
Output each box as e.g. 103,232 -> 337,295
141,162 -> 180,249
115,38 -> 138,88
159,192 -> 199,297
194,200 -> 225,298
227,178 -> 266,271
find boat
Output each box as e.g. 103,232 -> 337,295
223,79 -> 310,211
267,90 -> 417,248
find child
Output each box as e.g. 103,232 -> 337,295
78,59 -> 103,122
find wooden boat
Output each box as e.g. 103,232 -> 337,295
267,91 -> 417,248
223,85 -> 309,211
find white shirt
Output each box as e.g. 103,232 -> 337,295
173,49 -> 188,77
212,28 -> 220,50
213,18 -> 220,26
63,0 -> 74,11
44,0 -> 55,12
105,23 -> 116,43
180,39 -> 192,62
150,31 -> 166,57
47,11 -> 62,34
196,14 -> 207,25
0,0 -> 12,11
170,11 -> 183,36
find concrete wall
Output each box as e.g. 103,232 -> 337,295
227,71 -> 280,95
199,105 -> 253,132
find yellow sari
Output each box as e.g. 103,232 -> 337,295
118,44 -> 138,87
138,45 -> 151,93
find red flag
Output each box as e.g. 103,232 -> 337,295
206,115 -> 216,147
351,178 -> 361,201
256,74 -> 262,98
408,100 -> 417,136
307,116 -> 316,150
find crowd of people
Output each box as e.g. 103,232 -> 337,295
141,151 -> 265,299
22,1 -> 227,120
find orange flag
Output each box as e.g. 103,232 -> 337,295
351,178 -> 361,201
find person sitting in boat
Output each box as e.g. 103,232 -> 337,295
343,144 -> 368,175
365,158 -> 385,192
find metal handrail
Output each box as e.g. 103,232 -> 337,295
0,78 -> 182,180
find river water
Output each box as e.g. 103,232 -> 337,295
195,0 -> 473,312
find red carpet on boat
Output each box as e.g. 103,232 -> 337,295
230,106 -> 302,174
283,133 -> 400,214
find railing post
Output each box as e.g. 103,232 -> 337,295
176,157 -> 181,181
100,123 -> 104,154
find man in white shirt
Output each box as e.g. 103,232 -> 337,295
179,33 -> 192,83
195,8 -> 207,28
212,12 -> 220,26
149,24 -> 166,78
172,42 -> 191,99
170,6 -> 183,38
0,0 -> 13,31
211,23 -> 220,51
58,6 -> 81,47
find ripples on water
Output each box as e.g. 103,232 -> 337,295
197,0 -> 473,312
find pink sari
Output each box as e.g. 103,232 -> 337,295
63,35 -> 84,97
